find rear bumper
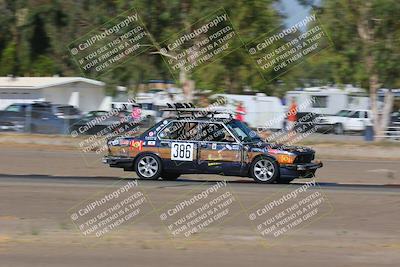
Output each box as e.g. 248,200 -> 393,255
102,156 -> 134,170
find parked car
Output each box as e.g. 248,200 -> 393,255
103,105 -> 323,184
52,105 -> 82,120
70,110 -> 139,135
0,102 -> 69,134
316,109 -> 372,134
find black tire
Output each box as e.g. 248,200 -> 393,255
250,156 -> 279,184
276,177 -> 295,184
135,153 -> 162,180
334,123 -> 344,135
161,172 -> 181,181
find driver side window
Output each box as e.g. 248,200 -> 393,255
349,111 -> 360,118
197,123 -> 236,143
159,121 -> 199,140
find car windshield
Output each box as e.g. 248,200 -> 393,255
335,110 -> 351,117
56,106 -> 80,115
226,120 -> 261,143
5,105 -> 21,112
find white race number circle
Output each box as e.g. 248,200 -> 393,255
171,142 -> 194,161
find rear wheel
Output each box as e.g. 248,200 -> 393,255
250,157 -> 278,184
161,172 -> 180,181
135,154 -> 162,180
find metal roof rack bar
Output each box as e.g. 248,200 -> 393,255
160,103 -> 244,118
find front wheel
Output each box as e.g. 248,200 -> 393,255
135,154 -> 162,180
250,157 -> 279,184
334,123 -> 344,135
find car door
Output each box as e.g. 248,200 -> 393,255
362,111 -> 372,126
197,122 -> 243,175
157,120 -> 199,172
347,111 -> 364,131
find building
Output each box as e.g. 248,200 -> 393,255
0,76 -> 106,112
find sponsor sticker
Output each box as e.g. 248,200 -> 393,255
148,131 -> 154,137
109,139 -> 120,146
120,139 -> 130,146
147,141 -> 156,146
212,143 -> 217,150
130,140 -> 143,151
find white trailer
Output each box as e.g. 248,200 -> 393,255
212,93 -> 285,130
285,86 -> 369,115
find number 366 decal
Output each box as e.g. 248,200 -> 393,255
171,142 -> 194,161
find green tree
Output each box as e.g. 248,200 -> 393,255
293,0 -> 400,136
0,41 -> 16,75
0,0 -> 285,95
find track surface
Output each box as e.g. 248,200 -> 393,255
0,147 -> 399,266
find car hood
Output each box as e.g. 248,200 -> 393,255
246,142 -> 315,155
318,115 -> 345,124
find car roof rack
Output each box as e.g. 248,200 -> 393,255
160,103 -> 244,118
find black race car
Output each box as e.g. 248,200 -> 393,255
103,105 -> 323,183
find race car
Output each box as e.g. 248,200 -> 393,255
103,104 -> 323,183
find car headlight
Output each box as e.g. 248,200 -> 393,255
276,154 -> 296,164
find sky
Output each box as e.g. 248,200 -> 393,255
280,0 -> 312,27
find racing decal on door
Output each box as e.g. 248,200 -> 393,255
171,142 -> 194,161
130,140 -> 143,151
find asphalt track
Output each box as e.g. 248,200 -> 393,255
1,146 -> 400,185
0,174 -> 399,193
1,172 -> 399,267
1,147 -> 399,266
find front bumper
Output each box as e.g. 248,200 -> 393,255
316,123 -> 334,133
293,161 -> 323,171
281,161 -> 323,178
0,123 -> 24,131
